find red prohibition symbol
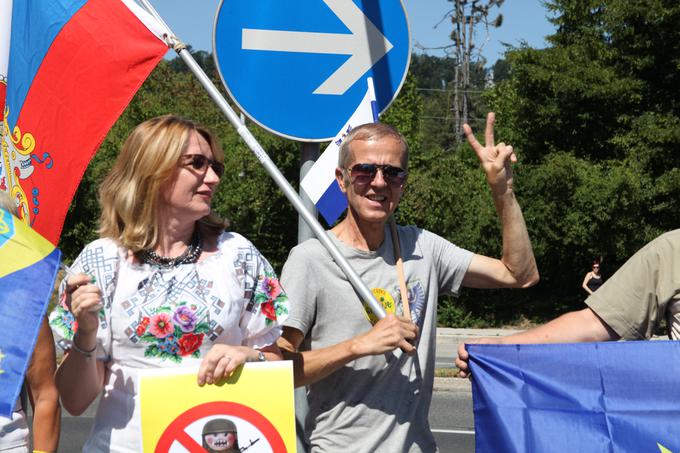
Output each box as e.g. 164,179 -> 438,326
155,401 -> 287,453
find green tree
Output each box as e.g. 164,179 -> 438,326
60,55 -> 426,275
59,60 -> 300,270
471,0 -> 680,322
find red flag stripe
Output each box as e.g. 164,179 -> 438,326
13,0 -> 167,244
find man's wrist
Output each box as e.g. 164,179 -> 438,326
491,187 -> 515,200
348,337 -> 368,359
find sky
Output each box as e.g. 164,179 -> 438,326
146,0 -> 557,66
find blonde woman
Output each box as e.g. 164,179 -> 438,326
49,115 -> 289,452
0,191 -> 60,453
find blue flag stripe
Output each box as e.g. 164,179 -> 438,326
0,246 -> 61,417
7,0 -> 88,126
317,180 -> 347,225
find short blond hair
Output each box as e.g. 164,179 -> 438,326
337,122 -> 409,170
99,115 -> 227,251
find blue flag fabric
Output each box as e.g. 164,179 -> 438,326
0,207 -> 61,417
468,341 -> 680,453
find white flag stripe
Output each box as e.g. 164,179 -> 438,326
0,0 -> 12,80
300,79 -> 377,202
121,0 -> 167,43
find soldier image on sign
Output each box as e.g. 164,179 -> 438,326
201,417 -> 264,453
201,418 -> 239,452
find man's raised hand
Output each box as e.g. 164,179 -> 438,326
463,112 -> 517,197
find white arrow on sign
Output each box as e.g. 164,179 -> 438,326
241,0 -> 393,96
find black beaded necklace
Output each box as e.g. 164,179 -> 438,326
138,230 -> 203,269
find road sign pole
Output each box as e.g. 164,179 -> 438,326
298,143 -> 320,243
295,143 -> 318,453
138,0 -> 386,320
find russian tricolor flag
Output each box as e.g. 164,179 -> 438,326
0,0 -> 168,244
0,207 -> 61,417
300,78 -> 378,225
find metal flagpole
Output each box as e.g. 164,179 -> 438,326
137,0 -> 386,320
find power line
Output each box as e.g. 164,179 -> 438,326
416,87 -> 486,94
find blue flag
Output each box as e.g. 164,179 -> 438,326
469,341 -> 680,453
0,207 -> 60,417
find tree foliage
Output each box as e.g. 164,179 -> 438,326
60,0 -> 680,327
468,0 -> 680,321
60,53 -> 424,273
60,58 -> 300,270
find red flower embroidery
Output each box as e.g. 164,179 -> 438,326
260,300 -> 277,322
178,333 -> 204,356
136,317 -> 150,336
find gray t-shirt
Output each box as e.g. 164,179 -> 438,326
586,229 -> 680,340
282,225 -> 473,452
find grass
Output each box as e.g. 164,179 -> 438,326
434,368 -> 462,378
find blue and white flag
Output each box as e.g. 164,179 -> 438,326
468,341 -> 680,453
300,77 -> 378,225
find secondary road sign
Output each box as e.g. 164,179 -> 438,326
213,0 -> 411,141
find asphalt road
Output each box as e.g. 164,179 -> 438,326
431,378 -> 476,453
435,327 -> 525,369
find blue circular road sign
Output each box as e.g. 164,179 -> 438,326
213,0 -> 411,142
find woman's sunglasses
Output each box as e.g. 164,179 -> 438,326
345,163 -> 408,187
181,154 -> 225,178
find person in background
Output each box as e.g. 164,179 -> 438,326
581,259 -> 604,295
277,114 -> 539,452
456,230 -> 680,378
0,191 -> 60,453
49,115 -> 289,452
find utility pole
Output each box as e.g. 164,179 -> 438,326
449,0 -> 504,143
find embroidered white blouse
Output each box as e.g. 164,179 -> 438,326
49,232 -> 289,452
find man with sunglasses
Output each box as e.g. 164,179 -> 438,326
278,114 -> 539,452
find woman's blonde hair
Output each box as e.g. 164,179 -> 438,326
99,115 -> 227,251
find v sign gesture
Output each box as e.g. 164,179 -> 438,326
463,112 -> 517,197
459,111 -> 539,290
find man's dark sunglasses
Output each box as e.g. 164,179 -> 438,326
181,154 -> 225,178
345,163 -> 408,187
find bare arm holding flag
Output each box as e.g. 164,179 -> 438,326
278,317 -> 417,387
456,229 -> 680,378
25,319 -> 61,452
